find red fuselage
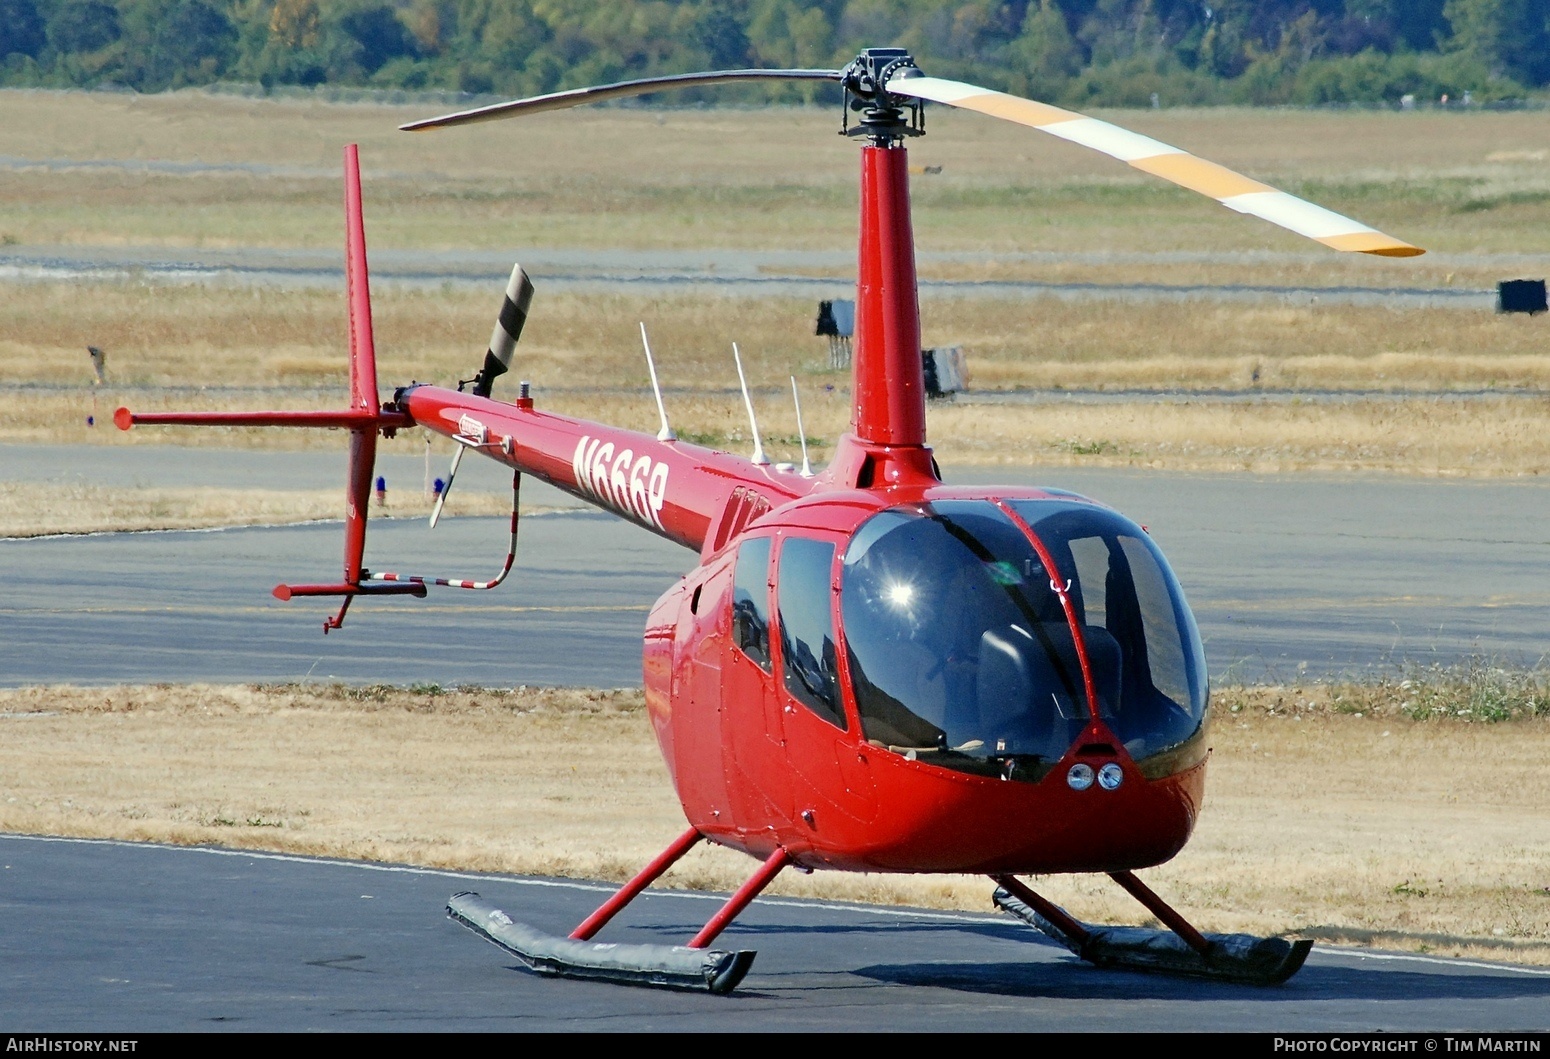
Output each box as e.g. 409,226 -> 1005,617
391,142 -> 1210,876
396,374 -> 1208,874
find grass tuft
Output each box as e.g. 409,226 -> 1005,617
1315,658 -> 1550,723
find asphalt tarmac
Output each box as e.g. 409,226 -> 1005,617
4,445 -> 1550,684
0,243 -> 1498,308
4,834 -> 1549,1032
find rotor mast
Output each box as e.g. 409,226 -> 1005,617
832,50 -> 939,487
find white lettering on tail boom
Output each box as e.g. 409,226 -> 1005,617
572,435 -> 669,530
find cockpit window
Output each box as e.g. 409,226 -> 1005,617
840,499 -> 1209,782
840,501 -> 1089,780
776,537 -> 846,730
1007,501 -> 1208,772
732,536 -> 772,671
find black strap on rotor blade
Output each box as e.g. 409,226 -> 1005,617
402,68 -> 843,131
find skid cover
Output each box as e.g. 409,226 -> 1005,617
994,887 -> 1312,986
448,891 -> 756,994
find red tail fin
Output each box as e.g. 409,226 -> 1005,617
344,143 -> 380,420
114,144 -> 421,632
340,143 -> 378,590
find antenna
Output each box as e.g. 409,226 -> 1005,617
640,323 -> 675,442
428,443 -> 464,529
790,376 -> 813,477
733,343 -> 769,466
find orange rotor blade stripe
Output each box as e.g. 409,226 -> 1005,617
889,76 -> 1423,258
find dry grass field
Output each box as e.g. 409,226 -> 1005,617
1,89 -> 1547,258
4,92 -> 1550,505
7,283 -> 1550,395
11,382 -> 1550,538
1,680 -> 1545,966
3,90 -> 1550,493
6,283 -> 1550,509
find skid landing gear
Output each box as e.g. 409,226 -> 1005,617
447,828 -> 790,994
991,871 -> 1312,986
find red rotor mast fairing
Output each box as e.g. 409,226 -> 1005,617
118,48 -> 1422,992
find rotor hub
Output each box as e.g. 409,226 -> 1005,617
840,48 -> 925,144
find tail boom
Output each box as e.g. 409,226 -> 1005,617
399,383 -> 811,556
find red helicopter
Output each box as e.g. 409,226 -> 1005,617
116,49 -> 1422,994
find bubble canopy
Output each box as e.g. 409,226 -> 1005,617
838,498 -> 1208,782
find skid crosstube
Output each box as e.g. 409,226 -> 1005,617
447,892 -> 755,995
993,886 -> 1312,986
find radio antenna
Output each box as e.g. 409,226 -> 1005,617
790,376 -> 813,477
733,343 -> 768,466
640,323 -> 675,442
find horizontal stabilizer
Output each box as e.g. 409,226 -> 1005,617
273,582 -> 426,601
114,408 -> 407,431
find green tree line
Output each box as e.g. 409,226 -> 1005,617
1,0 -> 1546,105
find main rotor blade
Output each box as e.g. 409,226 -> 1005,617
887,75 -> 1423,257
402,69 -> 842,131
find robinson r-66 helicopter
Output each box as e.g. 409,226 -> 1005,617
116,48 -> 1422,994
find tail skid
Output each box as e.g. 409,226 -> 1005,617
364,471 -> 522,592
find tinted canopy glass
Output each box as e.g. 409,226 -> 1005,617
840,500 -> 1207,781
1007,500 -> 1208,773
841,501 -> 1088,779
732,536 -> 772,671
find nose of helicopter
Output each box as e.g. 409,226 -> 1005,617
735,698 -> 1208,877
787,714 -> 1208,876
1005,717 -> 1209,873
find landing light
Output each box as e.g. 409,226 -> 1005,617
1097,763 -> 1124,791
1066,763 -> 1094,791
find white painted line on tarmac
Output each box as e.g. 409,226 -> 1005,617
1310,946 -> 1550,976
11,833 -> 1549,970
0,832 -> 1002,925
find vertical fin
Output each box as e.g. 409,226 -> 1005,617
343,144 -> 380,419
640,323 -> 675,442
341,144 -> 378,587
733,343 -> 768,466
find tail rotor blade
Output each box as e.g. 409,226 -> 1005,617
472,264 -> 534,398
885,75 -> 1423,258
